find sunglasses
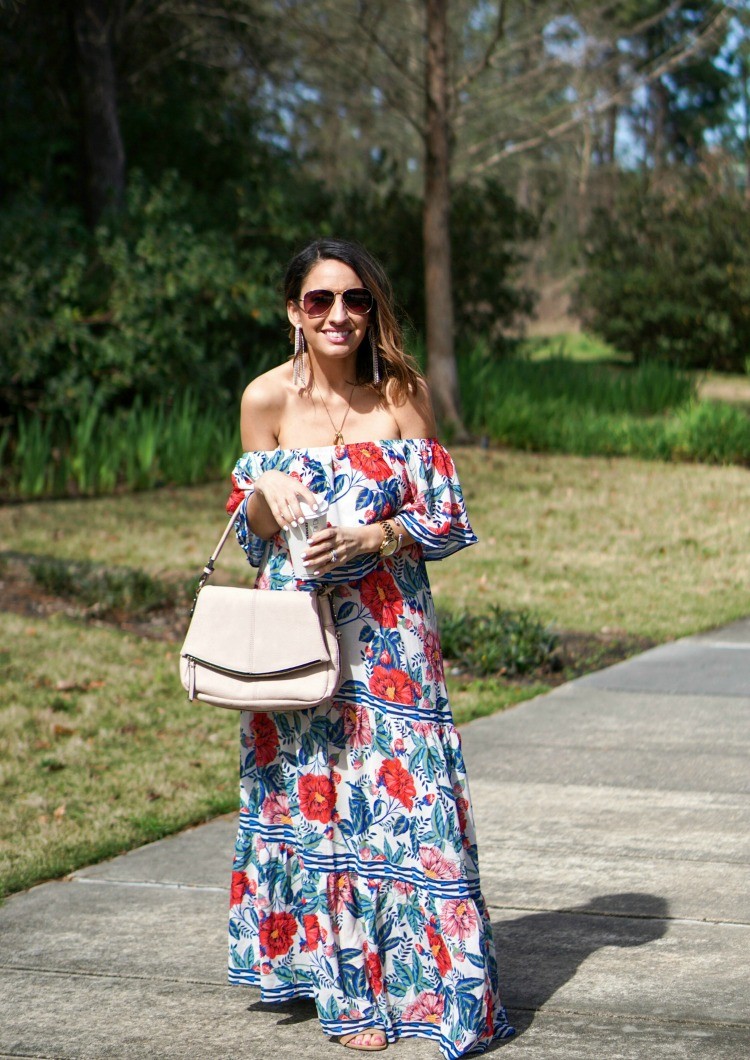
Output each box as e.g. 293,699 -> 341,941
299,288 -> 374,318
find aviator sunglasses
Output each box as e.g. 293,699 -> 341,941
298,288 -> 374,318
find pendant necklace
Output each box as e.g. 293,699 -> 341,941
315,381 -> 356,445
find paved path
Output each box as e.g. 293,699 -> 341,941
2,621 -> 749,1059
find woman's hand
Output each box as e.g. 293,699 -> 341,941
250,470 -> 321,536
302,524 -> 383,576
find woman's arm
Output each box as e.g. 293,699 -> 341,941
239,376 -> 320,539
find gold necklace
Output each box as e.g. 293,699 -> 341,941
315,382 -> 356,445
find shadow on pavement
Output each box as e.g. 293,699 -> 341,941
246,997 -> 319,1027
493,892 -> 670,1038
242,894 -> 669,1047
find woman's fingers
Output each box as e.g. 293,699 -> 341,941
258,472 -> 321,529
302,528 -> 348,572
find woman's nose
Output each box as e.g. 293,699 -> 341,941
327,294 -> 349,323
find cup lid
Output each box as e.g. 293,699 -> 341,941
299,497 -> 329,519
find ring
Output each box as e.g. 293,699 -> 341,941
330,549 -> 338,563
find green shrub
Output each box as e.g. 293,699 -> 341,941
438,605 -> 558,677
574,178 -> 750,371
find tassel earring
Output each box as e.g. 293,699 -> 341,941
371,331 -> 380,385
293,326 -> 306,387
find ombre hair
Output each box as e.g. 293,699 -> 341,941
283,238 -> 421,401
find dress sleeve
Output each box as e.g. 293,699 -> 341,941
226,450 -> 281,568
397,439 -> 478,561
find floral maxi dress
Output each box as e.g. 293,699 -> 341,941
227,438 -> 515,1058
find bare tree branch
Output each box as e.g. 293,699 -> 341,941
466,3 -> 731,174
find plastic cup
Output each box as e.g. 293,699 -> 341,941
284,497 -> 330,579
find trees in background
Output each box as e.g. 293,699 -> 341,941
575,177 -> 750,371
0,0 -> 747,431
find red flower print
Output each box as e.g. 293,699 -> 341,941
327,871 -> 355,918
440,898 -> 479,940
378,758 -> 416,810
426,924 -> 452,976
423,629 -> 444,681
230,870 -> 250,907
258,911 -> 297,959
370,666 -> 416,705
226,484 -> 246,514
261,791 -> 292,825
342,702 -> 373,748
251,714 -> 279,768
365,949 -> 384,996
348,442 -> 392,481
360,570 -> 403,627
300,913 -> 322,952
298,774 -> 336,823
403,991 -> 444,1024
484,988 -> 495,1037
431,444 -> 455,478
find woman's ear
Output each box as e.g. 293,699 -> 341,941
287,300 -> 301,328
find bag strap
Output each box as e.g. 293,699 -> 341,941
189,496 -> 334,615
189,502 -> 246,614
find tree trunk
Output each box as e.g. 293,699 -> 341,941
71,0 -> 125,224
423,0 -> 467,440
650,77 -> 669,176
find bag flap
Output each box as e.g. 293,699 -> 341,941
181,586 -> 330,675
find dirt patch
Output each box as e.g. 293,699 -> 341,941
0,554 -> 191,642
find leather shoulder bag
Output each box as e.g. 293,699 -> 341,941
179,507 -> 341,712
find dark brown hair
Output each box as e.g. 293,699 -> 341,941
283,238 -> 421,401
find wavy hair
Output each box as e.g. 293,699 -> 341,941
283,238 -> 421,401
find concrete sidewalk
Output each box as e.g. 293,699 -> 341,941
1,621 -> 749,1059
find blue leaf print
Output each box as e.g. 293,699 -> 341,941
348,783 -> 372,836
336,600 -> 357,622
355,488 -> 375,510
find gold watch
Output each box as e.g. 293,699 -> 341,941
378,519 -> 399,557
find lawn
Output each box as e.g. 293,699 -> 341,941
4,448 -> 750,639
3,446 -> 750,897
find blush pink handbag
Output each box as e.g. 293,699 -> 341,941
179,509 -> 340,712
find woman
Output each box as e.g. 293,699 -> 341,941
226,239 -> 514,1056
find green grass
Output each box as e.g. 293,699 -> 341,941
4,446 -> 750,896
448,679 -> 548,725
0,601 -> 543,899
0,611 -> 238,898
520,332 -> 627,365
459,342 -> 750,466
3,449 -> 750,640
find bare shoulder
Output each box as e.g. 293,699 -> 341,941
240,363 -> 289,450
389,375 -> 438,439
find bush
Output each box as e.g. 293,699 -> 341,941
574,178 -> 750,371
0,169 -> 326,421
438,605 -> 558,677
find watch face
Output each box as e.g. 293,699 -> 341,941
381,537 -> 399,557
